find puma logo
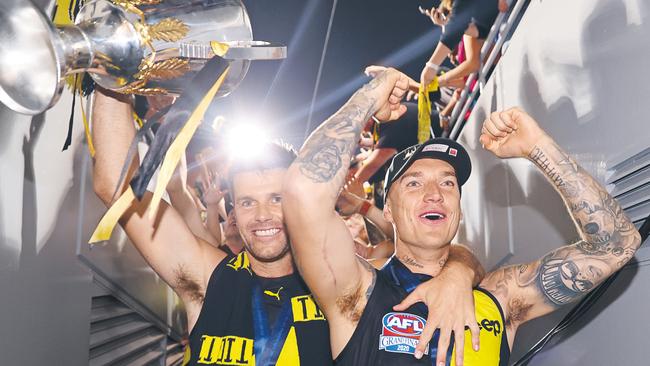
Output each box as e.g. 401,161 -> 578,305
264,287 -> 284,301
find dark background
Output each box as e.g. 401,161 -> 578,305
210,0 -> 443,148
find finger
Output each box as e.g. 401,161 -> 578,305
484,118 -> 504,138
479,133 -> 493,150
436,327 -> 451,366
500,110 -> 518,130
493,111 -> 514,133
468,318 -> 480,352
393,289 -> 421,311
481,122 -> 499,140
392,84 -> 408,99
389,94 -> 402,104
454,325 -> 465,366
391,104 -> 407,121
415,315 -> 438,359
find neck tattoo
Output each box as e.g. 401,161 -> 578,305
400,255 -> 424,269
438,255 -> 448,269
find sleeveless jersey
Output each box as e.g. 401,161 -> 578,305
184,252 -> 332,365
334,257 -> 509,365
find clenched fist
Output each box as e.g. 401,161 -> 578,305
367,68 -> 410,123
479,107 -> 550,159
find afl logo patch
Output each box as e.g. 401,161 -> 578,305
379,312 -> 428,355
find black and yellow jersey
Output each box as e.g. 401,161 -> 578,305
334,257 -> 509,366
184,252 -> 332,365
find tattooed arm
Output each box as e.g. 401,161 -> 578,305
283,69 -> 408,355
478,107 -> 642,341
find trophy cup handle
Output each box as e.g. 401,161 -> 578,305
179,41 -> 287,61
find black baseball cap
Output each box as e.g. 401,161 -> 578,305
383,138 -> 472,202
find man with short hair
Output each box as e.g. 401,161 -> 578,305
92,90 -> 331,365
91,76 -> 484,366
283,69 -> 642,365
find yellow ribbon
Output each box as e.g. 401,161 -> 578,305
79,91 -> 96,157
53,0 -> 77,26
88,45 -> 231,243
89,187 -> 136,243
147,66 -> 230,220
417,77 -> 439,143
210,41 -> 230,57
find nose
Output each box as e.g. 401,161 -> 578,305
254,203 -> 273,222
423,183 -> 443,203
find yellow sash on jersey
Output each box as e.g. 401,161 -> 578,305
450,289 -> 507,366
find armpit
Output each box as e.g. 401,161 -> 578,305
505,296 -> 533,328
175,266 -> 205,304
336,282 -> 364,323
335,258 -> 376,323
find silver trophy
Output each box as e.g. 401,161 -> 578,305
0,0 -> 286,115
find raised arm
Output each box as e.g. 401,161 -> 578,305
479,108 -> 642,337
92,89 -> 226,329
336,189 -> 394,240
166,154 -> 221,247
438,35 -> 482,87
283,69 -> 408,352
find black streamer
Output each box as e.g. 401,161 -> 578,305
128,56 -> 230,200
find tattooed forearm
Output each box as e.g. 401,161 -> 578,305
528,140 -> 640,257
296,74 -> 386,187
297,103 -> 368,184
529,147 -> 567,188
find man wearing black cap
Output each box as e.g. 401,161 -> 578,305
283,67 -> 641,365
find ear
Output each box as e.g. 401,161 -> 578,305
383,200 -> 394,223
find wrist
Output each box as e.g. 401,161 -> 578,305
358,200 -> 372,216
444,260 -> 475,286
425,62 -> 440,73
438,74 -> 446,86
526,133 -> 554,159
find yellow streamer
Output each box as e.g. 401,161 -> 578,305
79,92 -> 96,157
417,76 -> 440,143
89,42 -> 231,244
210,41 -> 230,57
133,111 -> 144,128
53,0 -> 77,25
147,66 -> 230,220
89,187 -> 136,243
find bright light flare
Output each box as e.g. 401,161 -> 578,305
226,124 -> 269,160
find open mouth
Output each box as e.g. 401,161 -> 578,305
419,212 -> 447,221
253,228 -> 281,237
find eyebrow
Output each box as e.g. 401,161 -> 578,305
236,192 -> 281,202
236,196 -> 255,203
400,169 -> 456,181
400,171 -> 424,181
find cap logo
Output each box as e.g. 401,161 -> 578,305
422,144 -> 449,153
403,146 -> 417,160
449,148 -> 458,157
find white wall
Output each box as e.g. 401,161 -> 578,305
456,0 -> 650,363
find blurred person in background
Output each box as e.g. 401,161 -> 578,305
419,0 -> 508,89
